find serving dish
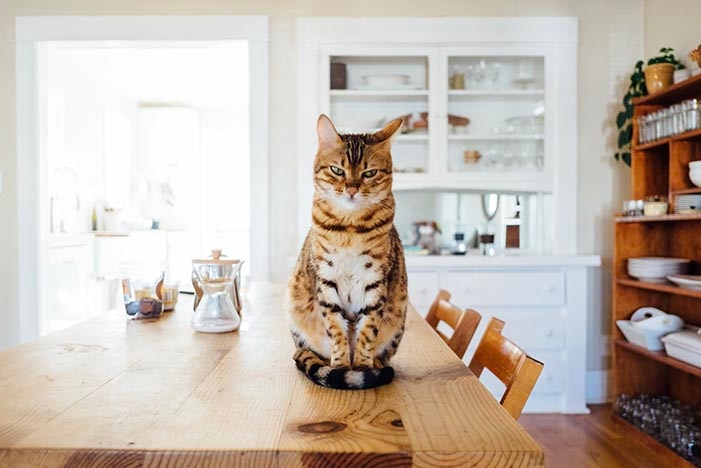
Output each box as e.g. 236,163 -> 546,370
666,274 -> 701,291
662,329 -> 701,367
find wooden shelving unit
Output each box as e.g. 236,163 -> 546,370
612,74 -> 701,457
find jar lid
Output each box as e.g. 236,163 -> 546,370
192,249 -> 241,265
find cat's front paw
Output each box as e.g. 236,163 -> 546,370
352,355 -> 374,369
330,355 -> 351,368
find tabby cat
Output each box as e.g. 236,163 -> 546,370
286,114 -> 408,390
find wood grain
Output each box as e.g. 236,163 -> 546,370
0,283 -> 543,467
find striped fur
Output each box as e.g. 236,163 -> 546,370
286,114 -> 408,390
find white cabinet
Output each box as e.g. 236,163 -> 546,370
297,17 -> 578,255
407,257 -> 599,414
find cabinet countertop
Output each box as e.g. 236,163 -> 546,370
404,253 -> 600,268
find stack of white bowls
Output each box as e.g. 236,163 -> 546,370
628,257 -> 690,283
690,160 -> 701,187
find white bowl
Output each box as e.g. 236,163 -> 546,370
689,160 -> 701,169
690,170 -> 701,187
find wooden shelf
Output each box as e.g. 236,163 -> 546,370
672,187 -> 701,196
611,414 -> 697,468
633,72 -> 701,106
633,127 -> 701,151
615,339 -> 701,379
616,277 -> 701,299
615,213 -> 701,223
633,128 -> 701,151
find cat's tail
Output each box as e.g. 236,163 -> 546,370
294,349 -> 394,390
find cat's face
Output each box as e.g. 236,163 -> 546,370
313,115 -> 403,211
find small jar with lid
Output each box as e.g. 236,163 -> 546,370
643,195 -> 668,217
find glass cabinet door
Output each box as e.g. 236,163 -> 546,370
323,50 -> 432,176
444,54 -> 545,175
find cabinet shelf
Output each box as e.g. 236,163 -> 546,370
448,89 -> 544,98
616,277 -> 701,300
633,73 -> 701,106
615,213 -> 701,223
615,339 -> 701,379
330,90 -> 428,101
633,127 -> 701,151
393,171 -> 551,192
448,134 -> 543,141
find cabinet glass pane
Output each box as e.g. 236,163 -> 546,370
447,56 -> 545,173
329,55 -> 430,173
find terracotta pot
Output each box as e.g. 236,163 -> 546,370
644,63 -> 675,94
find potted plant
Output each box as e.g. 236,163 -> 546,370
615,48 -> 684,166
644,47 -> 684,94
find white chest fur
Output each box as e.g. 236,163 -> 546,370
318,248 -> 381,316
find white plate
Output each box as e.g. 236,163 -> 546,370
667,274 -> 701,291
351,84 -> 423,91
629,257 -> 690,263
631,276 -> 669,284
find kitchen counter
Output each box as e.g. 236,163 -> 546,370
0,283 -> 543,467
404,252 -> 601,268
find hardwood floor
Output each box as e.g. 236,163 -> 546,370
519,404 -> 696,467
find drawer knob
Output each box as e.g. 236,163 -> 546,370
544,329 -> 554,338
419,287 -> 428,294
462,287 -> 470,293
546,285 -> 557,293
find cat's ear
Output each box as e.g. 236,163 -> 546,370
317,114 -> 342,151
373,118 -> 404,144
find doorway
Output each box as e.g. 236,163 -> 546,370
16,16 -> 269,341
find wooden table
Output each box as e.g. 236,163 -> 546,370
0,283 -> 543,467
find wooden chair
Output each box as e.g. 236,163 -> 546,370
468,317 -> 544,420
425,289 -> 481,359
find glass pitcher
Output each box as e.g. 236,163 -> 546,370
191,250 -> 243,333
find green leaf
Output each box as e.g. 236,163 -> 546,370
618,127 -> 632,148
616,111 -> 627,128
622,152 -> 631,167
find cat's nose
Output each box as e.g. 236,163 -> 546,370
347,187 -> 358,198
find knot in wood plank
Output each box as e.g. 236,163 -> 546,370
297,421 -> 347,434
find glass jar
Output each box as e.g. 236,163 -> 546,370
687,99 -> 699,131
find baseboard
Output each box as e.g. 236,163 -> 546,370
586,369 -> 611,404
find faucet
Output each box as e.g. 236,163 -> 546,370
50,166 -> 80,233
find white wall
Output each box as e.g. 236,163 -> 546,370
0,0 -> 656,393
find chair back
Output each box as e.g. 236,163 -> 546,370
425,289 -> 481,359
468,317 -> 544,419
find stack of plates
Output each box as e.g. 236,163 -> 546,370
628,257 -> 690,283
667,274 -> 701,291
674,194 -> 701,213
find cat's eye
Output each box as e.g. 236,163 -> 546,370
362,169 -> 378,178
330,166 -> 345,176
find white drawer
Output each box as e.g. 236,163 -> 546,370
477,308 -> 566,351
407,271 -> 439,310
444,270 -> 565,306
